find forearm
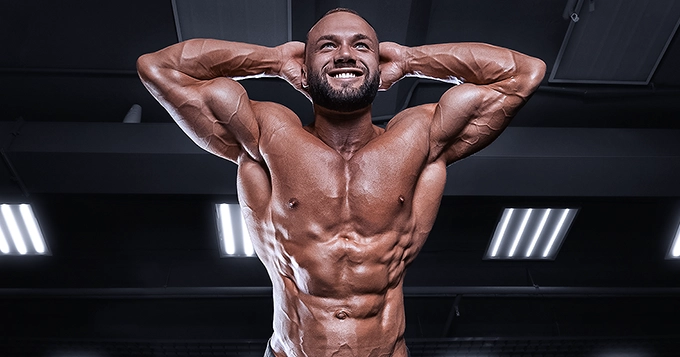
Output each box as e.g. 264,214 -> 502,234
401,43 -> 545,96
138,39 -> 282,82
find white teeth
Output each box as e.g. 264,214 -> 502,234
334,72 -> 356,78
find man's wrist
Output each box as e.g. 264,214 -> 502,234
400,46 -> 415,77
271,45 -> 285,77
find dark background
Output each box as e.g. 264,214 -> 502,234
1,0 -> 680,356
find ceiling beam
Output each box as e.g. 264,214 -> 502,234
1,122 -> 679,196
1,285 -> 679,299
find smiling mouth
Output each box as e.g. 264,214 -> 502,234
327,68 -> 364,79
333,72 -> 358,78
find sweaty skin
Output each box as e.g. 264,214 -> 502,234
138,10 -> 545,357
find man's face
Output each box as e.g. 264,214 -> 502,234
304,12 -> 380,112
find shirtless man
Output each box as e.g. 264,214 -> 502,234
137,8 -> 545,357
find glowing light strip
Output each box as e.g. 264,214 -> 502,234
543,209 -> 570,258
491,208 -> 514,257
509,209 -> 532,257
19,204 -> 45,254
672,224 -> 680,258
1,204 -> 27,255
241,214 -> 254,256
0,227 -> 9,253
526,209 -> 551,257
218,204 -> 236,255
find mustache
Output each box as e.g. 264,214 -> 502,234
324,62 -> 368,72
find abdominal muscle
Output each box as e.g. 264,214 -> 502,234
234,122 -> 441,356
271,278 -> 408,357
262,217 -> 414,357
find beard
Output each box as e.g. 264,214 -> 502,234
307,67 -> 380,112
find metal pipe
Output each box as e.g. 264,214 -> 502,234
536,85 -> 680,99
0,67 -> 138,77
1,286 -> 679,299
403,286 -> 680,297
371,79 -> 680,124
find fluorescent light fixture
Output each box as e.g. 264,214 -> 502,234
491,208 -> 513,257
485,208 -> 578,260
509,209 -> 532,257
240,214 -> 254,256
0,204 -> 49,256
666,221 -> 680,260
215,203 -> 256,257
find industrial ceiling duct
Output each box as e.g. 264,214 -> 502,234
172,0 -> 291,46
550,0 -> 680,85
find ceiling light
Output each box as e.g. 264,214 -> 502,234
667,221 -> 680,260
485,208 -> 578,260
0,204 -> 49,256
215,203 -> 255,257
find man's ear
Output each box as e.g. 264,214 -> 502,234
301,67 -> 308,88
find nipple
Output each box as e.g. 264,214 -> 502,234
398,195 -> 405,205
335,310 -> 348,320
288,198 -> 299,209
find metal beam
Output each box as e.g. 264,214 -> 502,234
0,122 -> 679,196
1,286 -> 679,299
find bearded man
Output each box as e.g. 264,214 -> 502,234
137,8 -> 545,357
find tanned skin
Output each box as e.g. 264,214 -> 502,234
138,10 -> 545,357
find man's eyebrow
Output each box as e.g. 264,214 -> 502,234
352,34 -> 371,42
316,35 -> 339,43
315,34 -> 374,44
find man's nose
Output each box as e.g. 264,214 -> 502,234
334,44 -> 356,65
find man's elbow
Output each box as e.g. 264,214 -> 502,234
136,53 -> 158,82
524,57 -> 546,90
137,52 -> 177,91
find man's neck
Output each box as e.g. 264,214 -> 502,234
308,105 -> 378,159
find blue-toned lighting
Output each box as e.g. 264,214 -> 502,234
0,203 -> 49,256
526,208 -> 551,257
668,222 -> 680,259
491,208 -> 513,257
485,208 -> 578,260
215,203 -> 255,257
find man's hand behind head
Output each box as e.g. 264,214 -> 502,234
276,41 -> 310,100
379,42 -> 408,91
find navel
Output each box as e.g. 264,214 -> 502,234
334,310 -> 348,320
288,198 -> 299,209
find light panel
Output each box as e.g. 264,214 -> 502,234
215,203 -> 256,258
0,204 -> 49,256
666,221 -> 680,260
485,208 -> 578,260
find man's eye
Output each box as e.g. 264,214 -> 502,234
355,43 -> 368,49
321,43 -> 336,49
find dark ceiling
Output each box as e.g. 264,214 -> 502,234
1,0 -> 680,356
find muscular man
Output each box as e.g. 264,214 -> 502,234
137,8 -> 545,357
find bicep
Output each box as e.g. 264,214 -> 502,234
430,82 -> 524,165
141,65 -> 261,162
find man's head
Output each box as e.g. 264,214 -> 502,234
302,8 -> 380,113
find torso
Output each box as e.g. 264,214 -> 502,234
236,102 -> 447,357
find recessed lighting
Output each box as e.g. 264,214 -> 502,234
0,204 -> 49,256
215,203 -> 256,257
485,208 -> 578,260
667,221 -> 680,260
